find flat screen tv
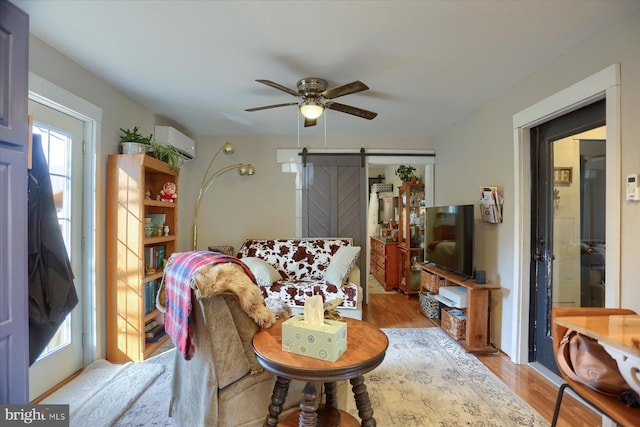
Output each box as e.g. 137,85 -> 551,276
424,204 -> 474,278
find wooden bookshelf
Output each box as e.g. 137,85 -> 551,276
106,154 -> 178,362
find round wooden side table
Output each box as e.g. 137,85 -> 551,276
252,317 -> 388,427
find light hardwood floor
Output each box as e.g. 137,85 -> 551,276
363,292 -> 602,427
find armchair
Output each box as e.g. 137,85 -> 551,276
162,254 -> 347,426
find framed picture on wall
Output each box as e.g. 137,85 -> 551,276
554,167 -> 572,184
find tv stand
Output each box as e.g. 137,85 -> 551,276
420,263 -> 500,353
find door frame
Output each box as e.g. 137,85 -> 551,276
511,64 -> 621,364
28,72 -> 102,365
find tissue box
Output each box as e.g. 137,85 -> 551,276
281,315 -> 347,362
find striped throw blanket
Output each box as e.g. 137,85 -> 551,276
161,251 -> 255,360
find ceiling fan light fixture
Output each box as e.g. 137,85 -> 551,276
299,99 -> 324,120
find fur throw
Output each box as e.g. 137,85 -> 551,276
264,296 -> 292,320
323,298 -> 344,321
157,260 -> 277,329
191,263 -> 276,329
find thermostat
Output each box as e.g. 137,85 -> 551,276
627,174 -> 639,201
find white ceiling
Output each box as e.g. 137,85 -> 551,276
13,0 -> 640,139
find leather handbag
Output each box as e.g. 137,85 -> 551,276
557,329 -> 631,396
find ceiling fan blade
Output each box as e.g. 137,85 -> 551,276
245,102 -> 298,112
304,118 -> 317,127
326,102 -> 377,120
322,80 -> 369,99
256,79 -> 300,97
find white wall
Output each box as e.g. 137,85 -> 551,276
178,136 -> 432,253
431,8 -> 640,355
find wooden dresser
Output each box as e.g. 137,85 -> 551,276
370,237 -> 399,291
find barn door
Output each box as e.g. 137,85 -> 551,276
301,154 -> 367,298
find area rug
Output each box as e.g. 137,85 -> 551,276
345,328 -> 548,426
42,354 -> 166,427
368,274 -> 396,294
55,328 -> 547,426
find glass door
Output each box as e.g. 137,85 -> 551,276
28,100 -> 85,400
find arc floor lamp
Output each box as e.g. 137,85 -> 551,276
192,142 -> 255,250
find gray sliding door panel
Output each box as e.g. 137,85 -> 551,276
301,154 -> 367,300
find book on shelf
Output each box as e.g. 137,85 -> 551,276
145,320 -> 158,332
144,279 -> 161,314
145,327 -> 166,343
145,324 -> 165,339
156,246 -> 165,268
144,245 -> 166,272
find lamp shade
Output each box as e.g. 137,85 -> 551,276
222,142 -> 234,154
238,164 -> 256,176
300,99 -> 324,119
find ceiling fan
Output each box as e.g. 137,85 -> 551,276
245,77 -> 378,127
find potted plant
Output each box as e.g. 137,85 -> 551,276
148,141 -> 183,171
395,165 -> 417,183
119,126 -> 153,154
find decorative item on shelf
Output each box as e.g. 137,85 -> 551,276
160,182 -> 177,203
144,191 -> 152,200
193,142 -> 256,250
144,218 -> 154,237
479,186 -> 504,224
146,213 -> 166,238
411,256 -> 422,271
164,225 -> 170,236
395,165 -> 417,183
119,126 -> 153,154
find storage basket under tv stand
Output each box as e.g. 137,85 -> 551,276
420,263 -> 500,353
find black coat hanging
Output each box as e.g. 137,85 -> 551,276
28,134 -> 78,365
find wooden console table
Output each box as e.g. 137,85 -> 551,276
252,317 -> 388,427
420,263 -> 500,353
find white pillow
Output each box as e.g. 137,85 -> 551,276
324,246 -> 361,286
241,257 -> 281,287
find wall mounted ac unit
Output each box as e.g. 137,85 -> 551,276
154,126 -> 196,161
